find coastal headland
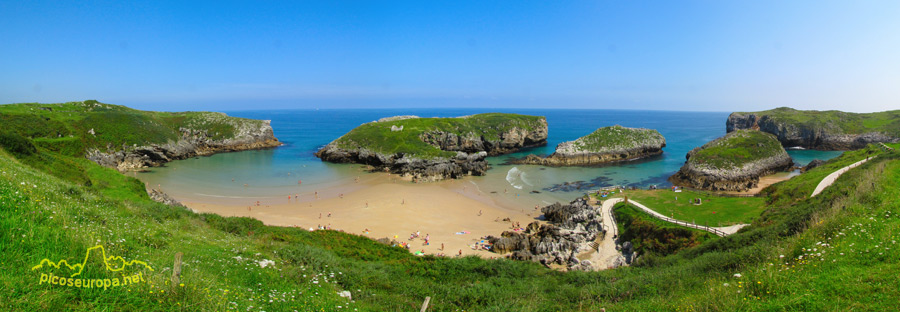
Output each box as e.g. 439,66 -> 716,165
727,107 -> 900,150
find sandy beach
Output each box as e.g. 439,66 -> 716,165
720,171 -> 799,195
180,173 -> 545,258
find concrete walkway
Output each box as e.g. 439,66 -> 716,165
582,197 -> 626,270
811,157 -> 871,197
624,199 -> 746,236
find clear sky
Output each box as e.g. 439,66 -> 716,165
2,1 -> 899,112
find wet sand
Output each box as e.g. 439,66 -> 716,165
180,173 -> 544,258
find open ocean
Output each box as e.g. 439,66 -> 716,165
134,109 -> 843,205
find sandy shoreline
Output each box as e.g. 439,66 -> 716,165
180,173 -> 545,258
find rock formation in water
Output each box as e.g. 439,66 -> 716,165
669,130 -> 793,191
727,107 -> 900,150
513,125 -> 665,166
316,113 -> 548,181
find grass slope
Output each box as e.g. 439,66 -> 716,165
737,107 -> 900,137
1,112 -> 898,310
690,129 -> 785,170
609,188 -> 767,226
333,113 -> 544,159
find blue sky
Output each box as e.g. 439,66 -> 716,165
1,1 -> 898,112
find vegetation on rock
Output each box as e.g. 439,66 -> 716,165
728,107 -> 900,149
514,125 -> 665,166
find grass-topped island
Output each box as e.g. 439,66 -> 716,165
513,125 -> 666,166
315,113 -> 548,181
669,129 -> 793,191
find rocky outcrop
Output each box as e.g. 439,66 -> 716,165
727,109 -> 900,150
87,119 -> 280,171
669,130 -> 793,191
148,188 -> 186,208
316,114 -> 548,181
513,125 -> 665,166
487,197 -> 604,271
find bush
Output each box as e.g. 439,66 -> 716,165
0,131 -> 37,158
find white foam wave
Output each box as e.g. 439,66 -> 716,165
506,167 -> 525,190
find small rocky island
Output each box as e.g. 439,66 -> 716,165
669,129 -> 793,191
727,107 -> 900,150
513,125 -> 665,166
316,113 -> 548,181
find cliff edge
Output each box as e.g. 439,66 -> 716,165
727,107 -> 900,150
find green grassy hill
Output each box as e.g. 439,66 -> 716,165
2,106 -> 899,310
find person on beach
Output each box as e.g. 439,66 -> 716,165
315,191 -> 318,199
441,243 -> 444,251
458,249 -> 462,256
327,212 -> 332,217
478,210 -> 482,216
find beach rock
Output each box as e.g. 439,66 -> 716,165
87,118 -> 280,171
148,188 -> 186,208
802,159 -> 825,172
488,197 -> 604,271
512,125 -> 665,166
727,107 -> 900,150
316,114 -> 548,181
669,130 -> 793,191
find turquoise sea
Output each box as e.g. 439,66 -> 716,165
134,109 -> 843,206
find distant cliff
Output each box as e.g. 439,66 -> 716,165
0,101 -> 281,171
669,130 -> 793,191
727,107 -> 900,150
513,125 -> 665,166
315,113 -> 548,181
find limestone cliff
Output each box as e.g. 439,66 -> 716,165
727,107 -> 900,150
315,113 -> 548,181
87,115 -> 280,171
488,197 -> 603,271
513,125 -> 665,166
669,130 -> 793,191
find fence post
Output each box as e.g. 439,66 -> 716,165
172,252 -> 183,284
